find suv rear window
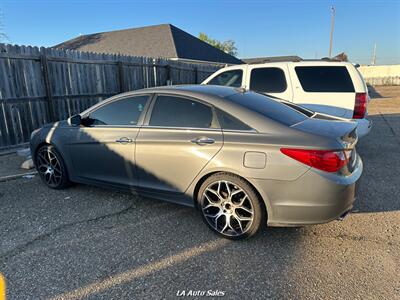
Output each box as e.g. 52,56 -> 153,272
295,66 -> 355,92
250,67 -> 287,93
227,92 -> 308,126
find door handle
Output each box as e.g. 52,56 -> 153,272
116,137 -> 133,144
190,137 -> 215,145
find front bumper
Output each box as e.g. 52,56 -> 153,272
248,155 -> 363,227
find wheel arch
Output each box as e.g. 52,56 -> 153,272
32,142 -> 51,165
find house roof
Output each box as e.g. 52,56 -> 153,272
241,56 -> 302,64
54,24 -> 242,65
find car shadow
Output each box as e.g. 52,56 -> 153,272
353,112 -> 400,213
367,84 -> 386,99
0,173 -> 302,299
3,122 -> 306,298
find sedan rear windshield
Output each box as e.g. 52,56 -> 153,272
226,92 -> 308,126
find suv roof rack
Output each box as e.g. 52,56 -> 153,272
243,56 -> 302,64
242,57 -> 345,65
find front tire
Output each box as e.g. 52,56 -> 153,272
197,173 -> 265,240
35,145 -> 70,189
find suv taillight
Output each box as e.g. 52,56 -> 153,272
280,148 -> 349,173
353,92 -> 367,119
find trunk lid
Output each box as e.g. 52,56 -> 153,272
292,117 -> 358,149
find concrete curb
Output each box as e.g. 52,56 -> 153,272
0,171 -> 38,183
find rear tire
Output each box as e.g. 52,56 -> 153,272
197,173 -> 265,240
35,145 -> 70,189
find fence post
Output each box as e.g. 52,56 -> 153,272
165,65 -> 172,85
40,48 -> 56,122
117,61 -> 125,93
194,66 -> 198,83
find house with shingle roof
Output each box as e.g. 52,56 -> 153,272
54,24 -> 242,65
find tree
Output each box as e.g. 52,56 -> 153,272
198,32 -> 238,56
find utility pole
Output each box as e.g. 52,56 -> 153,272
329,6 -> 336,58
371,43 -> 377,65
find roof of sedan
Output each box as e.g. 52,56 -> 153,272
137,84 -> 241,98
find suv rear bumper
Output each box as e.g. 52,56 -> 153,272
355,118 -> 372,138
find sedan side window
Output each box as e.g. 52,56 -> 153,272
216,109 -> 253,131
86,95 -> 149,126
208,70 -> 243,88
149,96 -> 213,129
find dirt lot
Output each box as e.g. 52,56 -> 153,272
0,86 -> 399,299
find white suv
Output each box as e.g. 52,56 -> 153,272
202,60 -> 372,137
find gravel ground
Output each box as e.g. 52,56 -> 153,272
0,154 -> 27,178
0,86 -> 399,299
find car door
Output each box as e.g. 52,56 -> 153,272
67,95 -> 150,186
246,64 -> 293,101
135,94 -> 223,193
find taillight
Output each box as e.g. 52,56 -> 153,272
353,92 -> 367,119
280,148 -> 349,173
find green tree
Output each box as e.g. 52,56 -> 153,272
198,32 -> 238,56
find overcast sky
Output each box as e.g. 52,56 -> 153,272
1,0 -> 399,65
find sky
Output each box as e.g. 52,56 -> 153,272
1,0 -> 399,65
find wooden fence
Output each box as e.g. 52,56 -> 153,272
0,44 -> 223,150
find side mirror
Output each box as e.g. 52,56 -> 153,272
67,114 -> 82,126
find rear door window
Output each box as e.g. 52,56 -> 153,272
295,66 -> 355,92
208,70 -> 243,87
250,67 -> 287,93
149,95 -> 213,128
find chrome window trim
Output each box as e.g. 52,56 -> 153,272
222,128 -> 258,134
140,125 -> 222,132
81,125 -> 142,129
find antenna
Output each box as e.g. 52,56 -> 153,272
329,6 -> 336,58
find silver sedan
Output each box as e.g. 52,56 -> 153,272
30,85 -> 363,239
